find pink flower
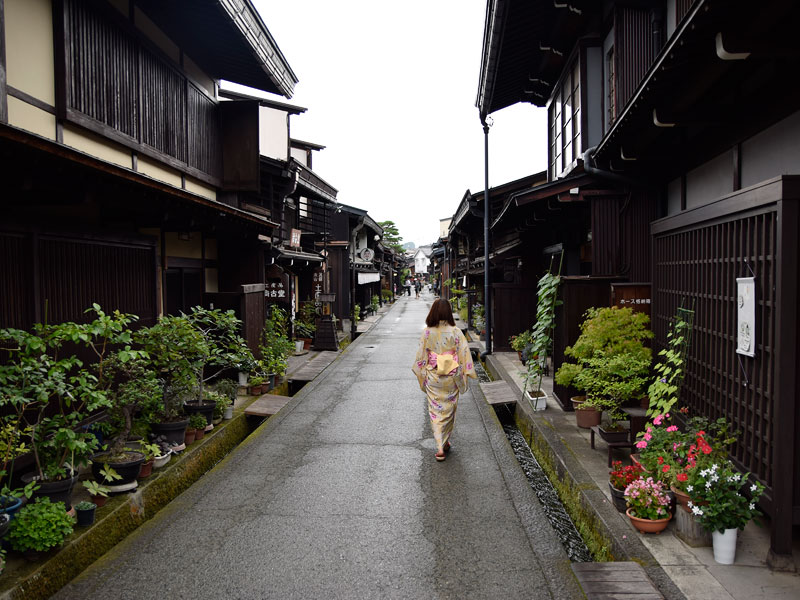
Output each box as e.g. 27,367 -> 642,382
653,415 -> 664,425
636,440 -> 648,449
666,425 -> 678,432
643,432 -> 652,441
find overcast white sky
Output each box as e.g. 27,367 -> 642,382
240,0 -> 548,247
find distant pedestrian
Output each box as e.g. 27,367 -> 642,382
412,299 -> 476,461
414,280 -> 421,298
404,278 -> 412,296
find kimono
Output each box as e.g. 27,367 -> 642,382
412,322 -> 477,452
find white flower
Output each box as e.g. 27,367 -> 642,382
687,501 -> 694,508
700,469 -> 709,477
711,463 -> 719,472
711,473 -> 719,483
750,484 -> 757,492
686,485 -> 693,493
692,505 -> 704,516
749,503 -> 755,511
732,473 -> 741,482
705,481 -> 712,489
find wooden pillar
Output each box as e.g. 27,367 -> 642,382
769,194 -> 798,569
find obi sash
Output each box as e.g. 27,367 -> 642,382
427,350 -> 458,375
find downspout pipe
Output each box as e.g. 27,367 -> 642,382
481,118 -> 492,357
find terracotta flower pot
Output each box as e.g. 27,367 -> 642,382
138,459 -> 154,479
184,428 -> 197,445
670,485 -> 692,513
626,508 -> 671,534
195,427 -> 205,441
575,405 -> 601,429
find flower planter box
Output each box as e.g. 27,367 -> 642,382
598,426 -> 630,444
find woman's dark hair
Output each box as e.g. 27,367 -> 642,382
426,299 -> 456,327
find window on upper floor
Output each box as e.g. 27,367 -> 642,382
606,47 -> 616,129
549,60 -> 581,180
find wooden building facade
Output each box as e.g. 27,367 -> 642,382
476,0 -> 800,563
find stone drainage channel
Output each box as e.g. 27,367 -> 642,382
473,359 -> 592,563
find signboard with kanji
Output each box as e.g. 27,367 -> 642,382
264,279 -> 287,300
290,229 -> 302,248
611,283 -> 651,318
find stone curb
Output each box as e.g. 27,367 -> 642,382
485,354 -> 688,600
470,381 -> 586,599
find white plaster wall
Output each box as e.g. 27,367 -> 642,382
290,147 -> 308,166
741,110 -> 800,188
7,97 -> 56,140
164,232 -> 202,259
63,124 -> 132,168
685,150 -> 733,209
259,107 -> 289,160
5,0 -> 55,104
185,177 -> 217,201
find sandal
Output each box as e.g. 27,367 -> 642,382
435,451 -> 446,462
443,442 -> 451,454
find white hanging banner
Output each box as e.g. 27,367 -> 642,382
736,277 -> 755,357
357,272 -> 380,285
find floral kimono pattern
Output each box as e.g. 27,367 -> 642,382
412,322 -> 477,452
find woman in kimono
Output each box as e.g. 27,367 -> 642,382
412,299 -> 477,461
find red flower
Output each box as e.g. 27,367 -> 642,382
676,472 -> 688,482
657,456 -> 664,464
662,464 -> 671,473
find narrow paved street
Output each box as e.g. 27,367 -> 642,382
56,291 -> 581,599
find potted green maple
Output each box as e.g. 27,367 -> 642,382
555,306 -> 652,439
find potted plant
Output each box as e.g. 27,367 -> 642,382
609,460 -> 644,513
181,307 -> 252,427
135,442 -> 163,479
554,306 -> 652,438
136,315 -> 203,446
574,396 -> 603,429
7,497 -> 74,560
82,480 -> 110,508
686,461 -> 765,564
509,330 -> 534,362
74,500 -> 97,527
522,260 -> 562,411
295,302 -> 317,349
0,306 -> 141,509
260,306 -> 294,386
188,414 -> 207,441
248,376 -> 265,395
624,476 -> 672,534
211,379 -> 237,420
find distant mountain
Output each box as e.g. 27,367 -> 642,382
402,242 -> 416,250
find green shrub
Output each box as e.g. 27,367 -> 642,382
188,414 -> 207,430
8,497 -> 74,552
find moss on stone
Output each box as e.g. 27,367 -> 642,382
514,410 -> 616,563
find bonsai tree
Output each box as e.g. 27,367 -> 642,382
7,497 -> 74,553
136,314 -> 206,422
184,307 -> 253,401
0,304 -> 143,482
554,306 -> 653,427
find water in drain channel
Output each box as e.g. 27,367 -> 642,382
496,407 -> 592,562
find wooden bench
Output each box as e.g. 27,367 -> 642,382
572,562 -> 663,599
244,395 -> 292,418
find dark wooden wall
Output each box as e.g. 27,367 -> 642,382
0,230 -> 157,330
652,207 -> 778,505
492,284 -> 538,352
